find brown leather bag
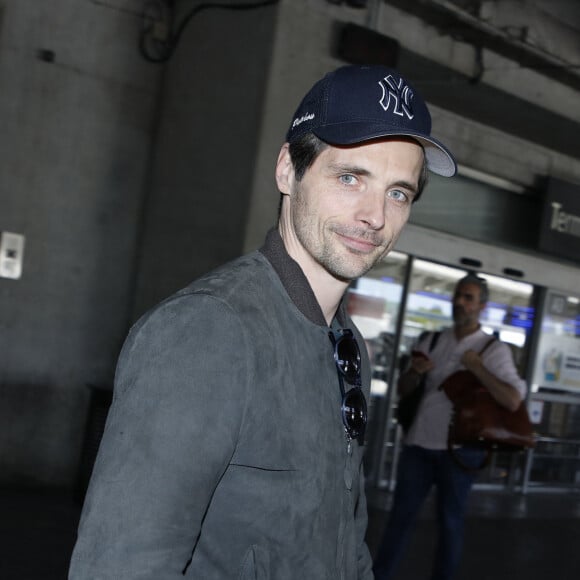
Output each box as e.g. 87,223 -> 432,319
440,338 -> 535,469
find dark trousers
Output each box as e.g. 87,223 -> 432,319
373,444 -> 484,580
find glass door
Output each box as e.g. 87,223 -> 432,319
347,254 -> 536,490
345,250 -> 410,486
523,289 -> 580,491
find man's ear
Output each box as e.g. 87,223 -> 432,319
275,143 -> 294,195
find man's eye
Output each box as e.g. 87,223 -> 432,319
339,174 -> 357,185
388,189 -> 409,202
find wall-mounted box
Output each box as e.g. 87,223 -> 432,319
0,232 -> 26,279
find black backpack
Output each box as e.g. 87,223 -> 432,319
396,331 -> 440,434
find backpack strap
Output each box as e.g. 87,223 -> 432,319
478,337 -> 496,356
396,331 -> 441,434
428,330 -> 441,353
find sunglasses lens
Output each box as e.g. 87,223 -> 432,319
342,387 -> 367,438
335,336 -> 361,382
331,329 -> 367,440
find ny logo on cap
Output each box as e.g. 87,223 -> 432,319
378,75 -> 414,120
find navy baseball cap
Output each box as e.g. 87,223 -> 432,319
286,65 -> 456,177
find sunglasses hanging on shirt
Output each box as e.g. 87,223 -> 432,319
329,328 -> 368,443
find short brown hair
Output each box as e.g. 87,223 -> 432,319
287,133 -> 428,201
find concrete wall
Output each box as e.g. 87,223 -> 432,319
0,0 -> 161,488
0,0 -> 277,489
133,2 -> 277,316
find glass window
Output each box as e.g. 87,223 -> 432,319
524,289 -> 580,491
348,254 -> 536,490
345,251 -> 409,486
532,290 -> 580,394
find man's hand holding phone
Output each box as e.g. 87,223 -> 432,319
410,350 -> 435,375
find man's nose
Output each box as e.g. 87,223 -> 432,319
355,193 -> 386,230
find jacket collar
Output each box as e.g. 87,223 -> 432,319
259,228 -> 348,328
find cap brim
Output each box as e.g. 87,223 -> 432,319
416,137 -> 457,178
313,124 -> 457,177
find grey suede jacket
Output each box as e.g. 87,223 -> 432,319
69,229 -> 374,579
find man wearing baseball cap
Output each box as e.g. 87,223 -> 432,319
69,64 -> 455,579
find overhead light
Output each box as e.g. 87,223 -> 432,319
458,165 -> 527,195
386,250 -> 407,262
478,273 -> 533,296
414,259 -> 466,279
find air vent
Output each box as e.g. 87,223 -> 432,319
503,267 -> 525,278
459,257 -> 482,268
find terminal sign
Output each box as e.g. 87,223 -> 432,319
538,177 -> 580,262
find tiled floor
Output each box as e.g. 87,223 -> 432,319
366,488 -> 580,580
1,485 -> 580,579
